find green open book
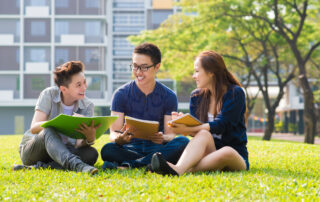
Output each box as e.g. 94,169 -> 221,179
41,114 -> 118,139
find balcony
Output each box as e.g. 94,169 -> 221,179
55,20 -> 104,44
55,0 -> 106,15
0,34 -> 14,45
0,75 -> 20,100
25,6 -> 50,17
60,34 -> 85,45
25,62 -> 49,73
0,90 -> 14,101
55,46 -> 105,71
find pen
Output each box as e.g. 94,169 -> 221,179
115,130 -> 134,136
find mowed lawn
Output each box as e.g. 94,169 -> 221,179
1,135 -> 319,201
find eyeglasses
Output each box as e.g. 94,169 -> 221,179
130,63 -> 155,72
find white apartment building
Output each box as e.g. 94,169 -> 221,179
0,0 -> 177,134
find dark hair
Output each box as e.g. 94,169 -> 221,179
195,51 -> 241,122
53,61 -> 84,87
133,43 -> 161,65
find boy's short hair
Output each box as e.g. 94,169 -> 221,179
54,61 -> 84,87
133,43 -> 161,65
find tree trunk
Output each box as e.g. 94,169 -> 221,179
263,111 -> 275,141
288,42 -> 317,144
299,75 -> 317,144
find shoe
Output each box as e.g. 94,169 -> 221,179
11,164 -> 36,171
144,164 -> 154,174
89,167 -> 98,175
79,164 -> 98,175
151,152 -> 179,176
102,161 -> 118,170
120,162 -> 131,169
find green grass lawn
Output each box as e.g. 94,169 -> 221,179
1,135 -> 319,201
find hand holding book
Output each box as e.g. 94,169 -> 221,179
170,111 -> 185,122
168,112 -> 203,136
124,116 -> 159,140
75,120 -> 102,143
114,124 -> 135,145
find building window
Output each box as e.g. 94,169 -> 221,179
113,2 -> 144,9
0,75 -> 20,99
113,13 -> 144,25
130,15 -> 144,24
86,76 -> 105,99
31,77 -> 46,90
55,21 -> 69,35
85,21 -> 100,36
113,60 -> 131,72
24,47 -> 50,71
27,0 -> 47,6
30,48 -> 46,62
24,75 -> 50,98
85,0 -> 99,8
0,47 -> 19,71
31,21 -> 46,36
16,48 -> 20,64
85,49 -> 99,63
16,21 -> 20,39
113,36 -> 134,49
55,49 -> 69,65
25,19 -> 50,42
87,77 -> 101,91
0,19 -> 20,43
113,26 -> 144,33
56,0 -> 68,8
0,0 -> 20,15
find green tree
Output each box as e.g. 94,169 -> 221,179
129,0 -> 319,142
220,0 -> 320,143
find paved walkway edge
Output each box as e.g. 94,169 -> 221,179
248,132 -> 320,144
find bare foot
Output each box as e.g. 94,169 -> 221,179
167,162 -> 184,175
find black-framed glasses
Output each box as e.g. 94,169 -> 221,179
130,63 -> 155,72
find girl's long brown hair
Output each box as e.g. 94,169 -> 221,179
195,51 -> 241,122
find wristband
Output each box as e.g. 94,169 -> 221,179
85,139 -> 95,145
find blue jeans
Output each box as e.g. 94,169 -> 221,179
100,136 -> 189,168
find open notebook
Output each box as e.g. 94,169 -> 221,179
168,113 -> 202,127
41,114 -> 118,139
124,116 -> 159,140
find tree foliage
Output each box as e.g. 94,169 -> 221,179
129,0 -> 320,142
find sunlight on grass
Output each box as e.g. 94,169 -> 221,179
0,135 -> 319,200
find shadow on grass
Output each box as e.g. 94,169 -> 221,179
179,167 -> 319,180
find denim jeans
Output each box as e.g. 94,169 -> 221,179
100,136 -> 189,168
19,127 -> 98,171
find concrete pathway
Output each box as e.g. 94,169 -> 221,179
248,132 -> 320,144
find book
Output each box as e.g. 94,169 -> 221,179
41,114 -> 118,139
168,113 -> 202,127
124,116 -> 159,140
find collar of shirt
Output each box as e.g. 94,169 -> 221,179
52,86 -> 88,112
133,80 -> 160,97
